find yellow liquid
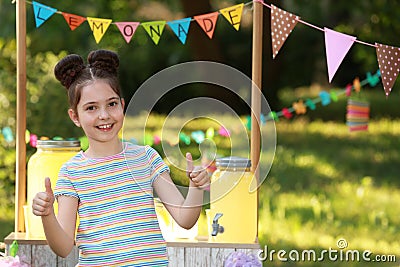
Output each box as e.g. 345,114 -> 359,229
26,147 -> 80,238
209,169 -> 257,243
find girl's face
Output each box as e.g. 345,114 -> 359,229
68,80 -> 125,146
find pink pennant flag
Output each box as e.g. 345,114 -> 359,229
194,12 -> 219,39
324,28 -> 356,83
115,22 -> 140,43
271,4 -> 299,59
375,43 -> 400,96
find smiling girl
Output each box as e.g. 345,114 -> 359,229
32,50 -> 209,266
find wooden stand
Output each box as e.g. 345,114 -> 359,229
5,233 -> 260,267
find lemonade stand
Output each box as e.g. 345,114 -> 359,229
5,0 -> 264,266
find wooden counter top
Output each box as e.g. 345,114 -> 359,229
5,232 -> 260,249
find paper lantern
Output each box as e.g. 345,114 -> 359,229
346,98 -> 369,132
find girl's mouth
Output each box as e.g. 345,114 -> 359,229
97,124 -> 113,131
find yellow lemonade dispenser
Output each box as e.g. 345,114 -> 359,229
209,156 -> 257,243
26,140 -> 81,238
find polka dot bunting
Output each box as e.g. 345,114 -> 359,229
271,4 -> 300,59
375,43 -> 400,96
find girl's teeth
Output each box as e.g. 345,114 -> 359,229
99,124 -> 111,129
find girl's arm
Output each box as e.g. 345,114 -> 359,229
153,153 -> 210,229
32,178 -> 78,258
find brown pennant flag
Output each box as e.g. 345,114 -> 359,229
375,43 -> 400,96
271,4 -> 300,59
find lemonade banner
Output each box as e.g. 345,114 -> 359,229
28,0 -> 246,45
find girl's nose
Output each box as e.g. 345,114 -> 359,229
98,108 -> 110,120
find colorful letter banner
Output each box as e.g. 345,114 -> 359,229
141,21 -> 166,45
220,3 -> 244,31
32,1 -> 57,28
115,22 -> 140,43
167,18 -> 191,44
87,17 -> 112,44
62,12 -> 86,31
194,12 -> 219,39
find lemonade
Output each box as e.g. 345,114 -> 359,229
26,140 -> 81,238
209,157 -> 258,243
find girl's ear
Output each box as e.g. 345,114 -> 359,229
68,108 -> 81,127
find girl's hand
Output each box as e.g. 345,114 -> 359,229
186,152 -> 210,189
32,177 -> 55,216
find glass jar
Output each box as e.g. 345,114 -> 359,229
209,156 -> 257,243
26,140 -> 81,238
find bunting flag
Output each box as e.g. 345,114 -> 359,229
32,1 -> 57,28
62,12 -> 86,31
353,77 -> 361,93
219,3 -> 244,31
115,22 -> 140,43
270,4 -> 299,59
292,100 -> 306,115
375,43 -> 400,96
319,91 -> 331,106
19,0 -> 400,97
167,18 -> 191,44
324,28 -> 356,83
87,17 -> 112,44
194,12 -> 219,39
346,98 -> 370,132
141,21 -> 166,45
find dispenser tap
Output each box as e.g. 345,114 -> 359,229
211,213 -> 224,236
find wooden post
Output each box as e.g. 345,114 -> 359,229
15,0 -> 27,232
251,0 -> 263,237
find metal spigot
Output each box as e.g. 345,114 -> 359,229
211,213 -> 224,236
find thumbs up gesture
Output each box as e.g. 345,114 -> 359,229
186,153 -> 210,189
32,177 -> 55,216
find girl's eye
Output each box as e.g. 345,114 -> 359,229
109,101 -> 118,107
86,106 -> 96,111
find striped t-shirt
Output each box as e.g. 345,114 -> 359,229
54,143 -> 169,266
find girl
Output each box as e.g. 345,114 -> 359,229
32,49 -> 209,266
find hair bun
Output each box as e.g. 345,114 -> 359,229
87,49 -> 119,76
54,54 -> 85,89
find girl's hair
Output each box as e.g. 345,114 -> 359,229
54,49 -> 122,112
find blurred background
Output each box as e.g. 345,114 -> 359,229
1,0 -> 400,266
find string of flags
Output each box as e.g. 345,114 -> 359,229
19,0 -> 400,97
26,0 -> 249,44
245,70 -> 380,132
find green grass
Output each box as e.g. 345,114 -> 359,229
258,119 -> 400,266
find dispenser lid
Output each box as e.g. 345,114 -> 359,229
216,156 -> 251,168
36,140 -> 81,148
